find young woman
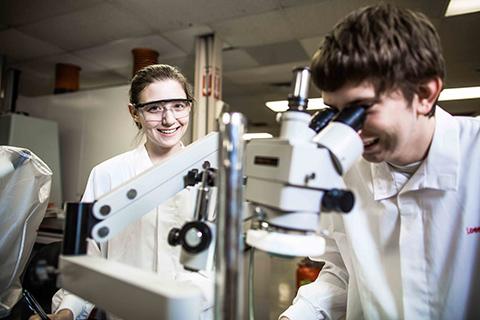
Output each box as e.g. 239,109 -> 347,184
32,64 -> 213,320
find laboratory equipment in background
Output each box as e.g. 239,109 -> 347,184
244,66 -> 365,257
0,113 -> 62,207
0,146 -> 52,318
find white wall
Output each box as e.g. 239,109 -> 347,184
17,85 -> 139,202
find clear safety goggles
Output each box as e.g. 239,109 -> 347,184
135,98 -> 192,121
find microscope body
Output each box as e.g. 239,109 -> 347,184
244,67 -> 365,257
245,132 -> 344,214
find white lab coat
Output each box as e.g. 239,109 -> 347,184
53,144 -> 214,319
281,107 -> 480,319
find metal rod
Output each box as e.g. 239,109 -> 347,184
215,112 -> 246,320
193,166 -> 213,221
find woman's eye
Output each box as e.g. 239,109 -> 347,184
173,103 -> 185,110
146,105 -> 161,112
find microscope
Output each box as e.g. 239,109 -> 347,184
244,66 -> 366,257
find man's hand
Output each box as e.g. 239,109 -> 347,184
28,308 -> 73,320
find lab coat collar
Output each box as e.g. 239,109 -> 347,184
138,141 -> 185,168
136,143 -> 155,171
420,107 -> 459,191
370,106 -> 459,200
371,162 -> 398,200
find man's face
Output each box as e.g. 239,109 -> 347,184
322,81 -> 424,165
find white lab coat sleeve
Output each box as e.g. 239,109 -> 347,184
279,252 -> 349,319
81,166 -> 111,202
52,290 -> 93,320
52,239 -> 101,319
280,215 -> 349,320
175,270 -> 215,319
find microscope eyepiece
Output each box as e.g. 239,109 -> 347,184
287,67 -> 311,112
309,108 -> 338,133
333,105 -> 366,132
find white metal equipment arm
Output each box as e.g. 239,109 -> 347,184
90,132 -> 219,243
60,255 -> 201,320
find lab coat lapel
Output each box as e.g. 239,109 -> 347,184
403,107 -> 459,193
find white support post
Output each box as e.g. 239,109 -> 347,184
193,34 -> 223,141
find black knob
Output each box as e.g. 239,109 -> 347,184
204,168 -> 217,187
322,189 -> 355,213
185,169 -> 201,187
168,227 -> 181,246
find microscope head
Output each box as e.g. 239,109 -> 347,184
244,67 -> 366,257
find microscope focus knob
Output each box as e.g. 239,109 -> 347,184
167,227 -> 181,246
180,221 -> 212,254
322,189 -> 355,213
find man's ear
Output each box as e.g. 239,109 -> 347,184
417,77 -> 443,115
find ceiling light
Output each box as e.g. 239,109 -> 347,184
266,86 -> 480,112
265,98 -> 328,112
445,0 -> 480,16
243,133 -> 273,140
438,86 -> 480,101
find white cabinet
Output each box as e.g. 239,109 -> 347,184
0,113 -> 62,206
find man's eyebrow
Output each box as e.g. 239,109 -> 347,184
345,98 -> 378,108
324,97 -> 378,110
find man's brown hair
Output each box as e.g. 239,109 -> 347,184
311,4 -> 445,116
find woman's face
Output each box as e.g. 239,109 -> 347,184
132,79 -> 190,151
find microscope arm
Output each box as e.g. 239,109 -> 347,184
89,132 -> 219,243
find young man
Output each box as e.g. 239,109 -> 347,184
281,4 -> 480,319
